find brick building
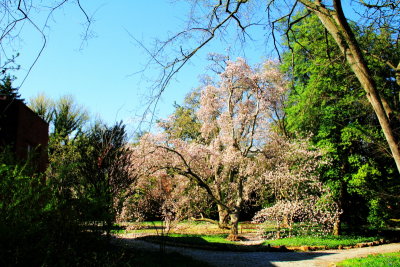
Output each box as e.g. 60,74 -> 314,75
0,97 -> 49,172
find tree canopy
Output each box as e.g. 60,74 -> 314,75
142,0 -> 400,174
132,58 -> 335,238
282,13 -> 400,228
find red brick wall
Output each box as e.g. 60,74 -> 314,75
0,99 -> 49,172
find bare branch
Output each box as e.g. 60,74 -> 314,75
156,144 -> 232,212
0,1 -> 93,84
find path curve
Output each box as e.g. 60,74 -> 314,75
112,236 -> 400,267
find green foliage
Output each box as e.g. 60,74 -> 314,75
0,149 -> 79,266
73,121 -> 133,232
0,117 -> 138,265
46,120 -> 133,231
159,88 -> 202,142
0,75 -> 21,100
28,94 -> 89,139
337,252 -> 400,267
52,95 -> 89,139
27,93 -> 55,123
282,12 -> 400,228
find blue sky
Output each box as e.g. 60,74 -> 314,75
9,1 -> 358,136
10,1 -> 268,135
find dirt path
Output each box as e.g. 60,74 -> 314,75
112,236 -> 400,267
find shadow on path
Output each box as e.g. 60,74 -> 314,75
113,236 -> 400,267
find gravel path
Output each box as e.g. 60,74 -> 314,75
112,236 -> 400,267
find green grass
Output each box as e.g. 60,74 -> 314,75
336,252 -> 400,267
140,234 -> 236,246
111,229 -> 126,234
263,235 -> 378,249
111,221 -> 167,234
137,234 -> 272,252
167,234 -> 235,244
142,234 -> 380,251
138,221 -> 164,226
112,228 -> 163,234
114,221 -> 392,252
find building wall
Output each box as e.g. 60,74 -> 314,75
0,99 -> 49,172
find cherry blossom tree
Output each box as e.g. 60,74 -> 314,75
133,58 -> 288,239
252,134 -> 341,237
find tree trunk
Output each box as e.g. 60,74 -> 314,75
301,0 -> 400,174
228,212 -> 240,241
217,204 -> 230,229
227,177 -> 243,241
333,218 -> 341,236
282,215 -> 289,228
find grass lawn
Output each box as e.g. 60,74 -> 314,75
171,234 -> 233,243
336,252 -> 400,267
149,233 -> 236,245
138,233 -> 380,251
114,220 -> 260,235
263,235 -> 378,249
138,234 -> 272,252
114,221 -> 390,252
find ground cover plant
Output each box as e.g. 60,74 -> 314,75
336,252 -> 400,267
263,236 -> 378,249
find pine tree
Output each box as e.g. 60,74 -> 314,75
0,76 -> 21,100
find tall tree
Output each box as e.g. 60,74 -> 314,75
149,0 -> 400,174
28,93 -> 54,123
52,95 -> 89,140
158,88 -> 202,142
135,59 -> 291,238
29,94 -> 89,140
282,13 -> 400,229
302,1 -> 400,172
76,121 -> 134,235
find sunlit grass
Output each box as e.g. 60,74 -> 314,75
336,252 -> 400,266
167,234 -> 235,244
114,221 -> 244,235
263,235 -> 378,249
113,221 -> 386,252
137,234 -> 259,251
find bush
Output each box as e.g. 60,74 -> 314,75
253,195 -> 341,238
0,149 -> 86,265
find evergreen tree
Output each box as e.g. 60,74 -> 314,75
0,76 -> 21,100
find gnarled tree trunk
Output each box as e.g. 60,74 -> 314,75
228,211 -> 240,241
228,179 -> 243,241
217,204 -> 230,229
